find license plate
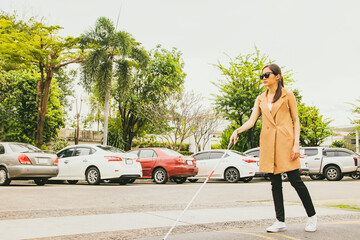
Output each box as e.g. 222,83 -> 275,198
36,158 -> 48,164
187,160 -> 193,165
126,160 -> 133,165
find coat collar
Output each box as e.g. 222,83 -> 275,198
259,88 -> 288,125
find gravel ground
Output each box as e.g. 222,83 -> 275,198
26,214 -> 360,240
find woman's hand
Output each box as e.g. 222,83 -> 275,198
229,130 -> 239,148
291,145 -> 300,160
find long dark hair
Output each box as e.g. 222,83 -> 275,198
262,64 -> 284,103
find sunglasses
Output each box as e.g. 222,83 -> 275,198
260,72 -> 273,80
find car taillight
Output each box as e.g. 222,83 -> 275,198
105,156 -> 123,162
53,157 -> 59,166
18,154 -> 31,165
354,157 -> 358,166
136,158 -> 140,162
300,155 -> 305,159
243,159 -> 257,163
175,157 -> 186,164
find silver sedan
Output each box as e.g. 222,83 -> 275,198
0,142 -> 59,186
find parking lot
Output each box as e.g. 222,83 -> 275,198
0,176 -> 359,239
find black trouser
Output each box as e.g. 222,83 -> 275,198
269,169 -> 316,222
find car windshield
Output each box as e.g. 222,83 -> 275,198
10,143 -> 42,153
97,145 -> 125,153
230,150 -> 247,157
160,148 -> 183,156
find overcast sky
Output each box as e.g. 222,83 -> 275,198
1,0 -> 359,127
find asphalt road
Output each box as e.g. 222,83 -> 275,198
0,176 -> 359,239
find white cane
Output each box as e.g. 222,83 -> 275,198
162,141 -> 235,240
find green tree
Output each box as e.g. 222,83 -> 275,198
213,49 -> 292,151
0,69 -> 65,146
80,17 -> 148,146
114,46 -> 186,150
0,13 -> 81,148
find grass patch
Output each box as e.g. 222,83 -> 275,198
326,204 -> 360,210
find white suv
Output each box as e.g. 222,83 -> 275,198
300,147 -> 359,181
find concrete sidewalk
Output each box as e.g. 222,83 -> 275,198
0,205 -> 358,240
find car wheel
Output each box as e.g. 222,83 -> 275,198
128,178 -> 136,184
86,167 -> 101,185
224,167 -> 240,183
0,167 -> 11,186
67,180 -> 78,184
324,166 -> 342,181
309,174 -> 325,180
350,171 -> 360,180
153,168 -> 168,184
34,178 -> 48,186
173,177 -> 187,184
281,173 -> 288,181
242,177 -> 253,183
188,179 -> 199,183
119,179 -> 130,185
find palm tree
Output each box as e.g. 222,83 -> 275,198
80,17 -> 148,145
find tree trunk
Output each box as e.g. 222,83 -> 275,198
35,70 -> 53,148
102,79 -> 112,145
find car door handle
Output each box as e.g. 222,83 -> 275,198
83,159 -> 88,163
64,160 -> 69,164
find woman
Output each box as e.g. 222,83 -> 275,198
229,64 -> 317,232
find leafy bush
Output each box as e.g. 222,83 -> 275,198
51,140 -> 69,152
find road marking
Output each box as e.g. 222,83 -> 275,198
227,230 -> 278,240
268,232 -> 301,240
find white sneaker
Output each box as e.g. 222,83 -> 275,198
266,220 -> 287,232
305,215 -> 317,232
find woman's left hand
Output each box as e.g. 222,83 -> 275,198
291,145 -> 300,160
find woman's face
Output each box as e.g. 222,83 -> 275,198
261,67 -> 279,88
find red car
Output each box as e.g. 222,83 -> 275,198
127,148 -> 198,184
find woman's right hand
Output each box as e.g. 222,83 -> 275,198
229,130 -> 239,148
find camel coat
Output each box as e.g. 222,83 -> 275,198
258,88 -> 301,174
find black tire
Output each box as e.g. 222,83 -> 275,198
34,178 -> 48,186
128,178 -> 136,184
351,171 -> 360,180
264,175 -> 271,181
0,167 -> 11,186
119,179 -> 129,185
188,179 -> 199,183
242,177 -> 253,183
153,168 -> 168,184
281,173 -> 288,181
173,177 -> 187,184
224,167 -> 240,183
86,167 -> 101,185
67,180 -> 78,184
309,174 -> 325,180
324,166 -> 342,181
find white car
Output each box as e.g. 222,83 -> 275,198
244,147 -> 309,181
51,144 -> 142,185
188,150 -> 256,183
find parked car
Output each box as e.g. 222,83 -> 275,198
127,148 -> 198,184
188,150 -> 256,183
300,147 -> 359,181
0,142 -> 59,186
51,144 -> 141,185
244,147 -> 309,181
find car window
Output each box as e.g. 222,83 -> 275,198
0,144 -> 4,154
97,145 -> 125,153
74,147 -> 92,156
160,148 -> 183,156
193,152 -> 210,160
323,150 -> 336,157
304,149 -> 318,156
139,149 -> 157,159
336,150 -> 352,157
246,149 -> 259,157
210,152 -> 228,159
57,148 -> 76,158
9,143 -> 41,153
128,150 -> 139,156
